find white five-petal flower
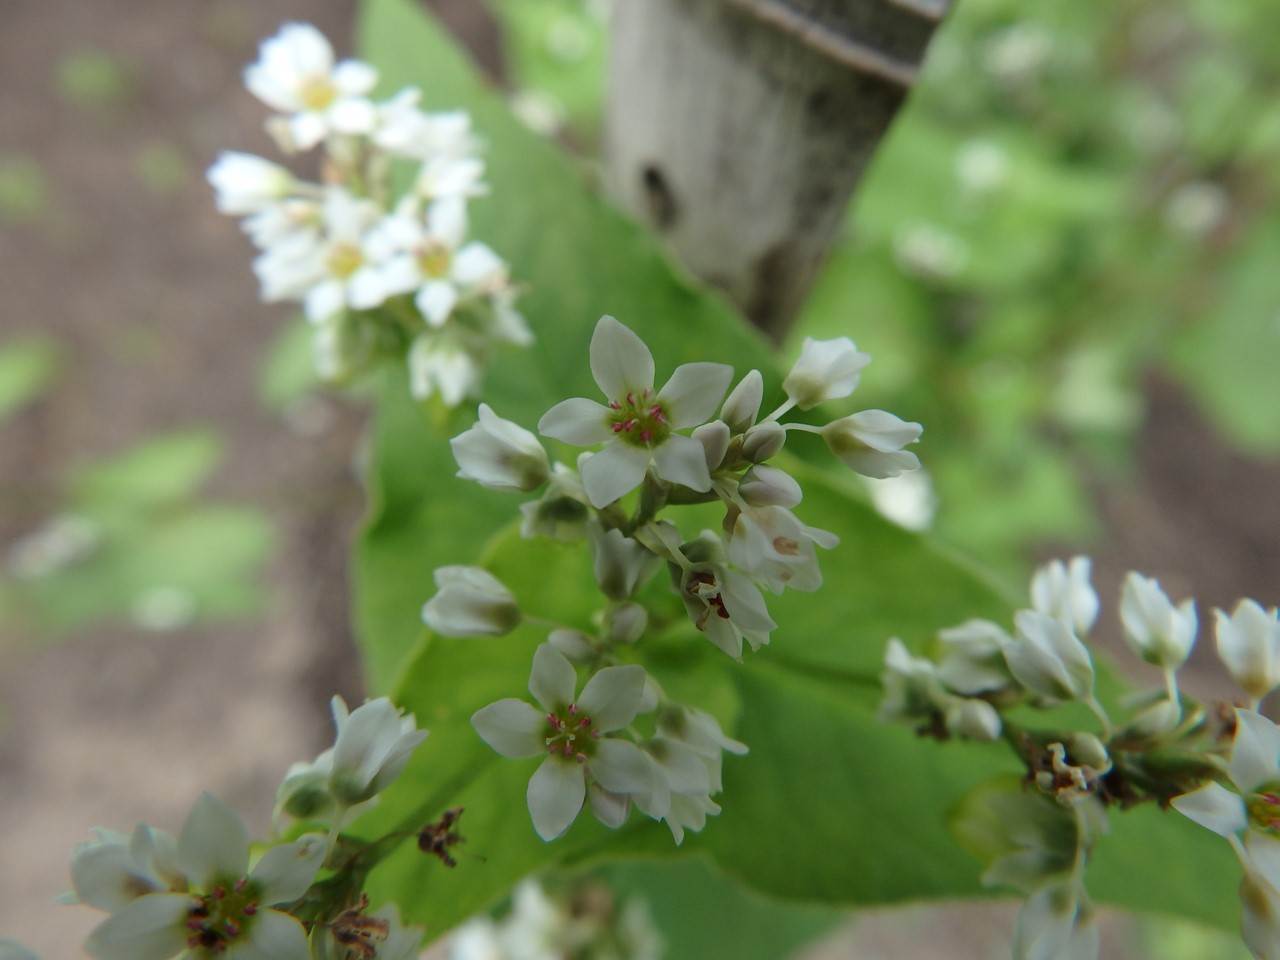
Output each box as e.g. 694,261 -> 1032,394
781,337 -> 871,411
244,23 -> 379,151
538,316 -> 733,508
471,644 -> 651,840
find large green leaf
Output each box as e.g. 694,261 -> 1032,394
352,0 -> 1240,945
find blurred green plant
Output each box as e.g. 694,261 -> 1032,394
1,430 -> 273,636
54,48 -> 140,117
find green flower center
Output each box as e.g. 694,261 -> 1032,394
185,878 -> 261,954
1247,783 -> 1280,834
608,389 -> 671,448
545,703 -> 601,763
417,244 -> 452,280
327,242 -> 364,280
300,78 -> 337,111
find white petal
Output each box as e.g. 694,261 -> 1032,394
287,111 -> 328,151
471,699 -> 546,759
658,362 -> 733,428
415,280 -> 458,327
587,785 -> 631,828
303,279 -> 344,324
1230,709 -> 1280,793
652,434 -> 711,492
452,243 -> 504,286
590,315 -> 654,399
332,59 -> 378,95
577,664 -> 646,731
178,793 -> 248,889
538,397 -> 614,446
427,197 -> 468,249
250,835 -> 325,905
645,739 -> 710,795
581,442 -> 650,508
530,643 -> 577,712
328,97 -> 378,135
527,758 -> 585,840
1170,781 -> 1248,838
590,739 -> 653,793
232,908 -> 311,960
84,893 -> 190,960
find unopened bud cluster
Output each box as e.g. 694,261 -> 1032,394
422,314 -> 922,843
208,22 -> 529,406
63,696 -> 431,960
881,556 -> 1280,960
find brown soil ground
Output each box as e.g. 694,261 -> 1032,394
1,2 -> 1277,958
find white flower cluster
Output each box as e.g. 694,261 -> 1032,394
882,557 -> 1280,960
64,696 -> 430,960
422,315 -> 921,843
208,22 -> 530,406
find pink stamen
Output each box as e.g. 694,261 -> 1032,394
244,903 -> 258,916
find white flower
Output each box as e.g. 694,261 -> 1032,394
408,333 -> 482,406
422,566 -> 521,637
879,638 -> 947,725
727,504 -> 838,595
1032,557 -> 1100,638
781,337 -> 871,410
369,198 -> 509,327
538,316 -> 733,508
206,152 -> 295,215
1119,572 -> 1197,670
737,464 -> 802,508
820,410 -> 922,478
67,824 -> 186,914
1002,610 -> 1095,704
83,793 -> 324,960
937,618 -> 1015,695
373,93 -> 481,165
1238,837 -> 1280,960
590,528 -> 658,601
451,404 -> 550,493
327,695 -> 430,808
676,558 -> 775,659
1216,600 -> 1280,705
519,463 -> 591,541
241,196 -> 322,252
471,645 -> 651,840
244,23 -> 378,151
944,696 -> 1002,742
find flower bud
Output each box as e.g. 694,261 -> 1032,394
451,404 -> 550,493
1118,697 -> 1182,743
720,369 -> 763,432
937,618 -> 1014,695
547,628 -> 596,662
821,410 -> 922,478
692,420 -> 731,472
275,757 -> 336,822
409,334 -> 481,407
782,337 -> 871,410
606,601 -> 648,645
1120,572 -> 1197,669
421,565 -> 521,636
1003,610 -> 1095,703
1215,599 -> 1280,702
207,151 -> 296,214
1031,556 -> 1099,637
741,421 -> 785,462
591,528 -> 656,601
328,696 -> 430,807
944,696 -> 1001,741
738,464 -> 803,508
519,463 -> 591,541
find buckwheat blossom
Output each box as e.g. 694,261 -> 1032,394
1002,610 -> 1096,706
206,152 -> 296,216
66,823 -> 186,914
727,504 -> 838,595
780,337 -> 871,411
1216,600 -> 1280,707
817,409 -> 922,479
327,696 -> 430,810
82,793 -> 324,960
471,645 -> 651,840
1032,557 -> 1100,638
538,316 -> 733,509
674,555 -> 775,659
1119,572 -> 1197,671
244,22 -> 379,151
422,566 -> 521,638
451,404 -> 550,493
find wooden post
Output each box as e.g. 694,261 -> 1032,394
605,0 -> 949,343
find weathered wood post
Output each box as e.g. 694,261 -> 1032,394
605,0 -> 950,343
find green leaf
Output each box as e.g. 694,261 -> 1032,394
72,430 -> 224,512
0,334 -> 60,421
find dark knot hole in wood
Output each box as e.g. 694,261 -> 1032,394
641,163 -> 679,231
